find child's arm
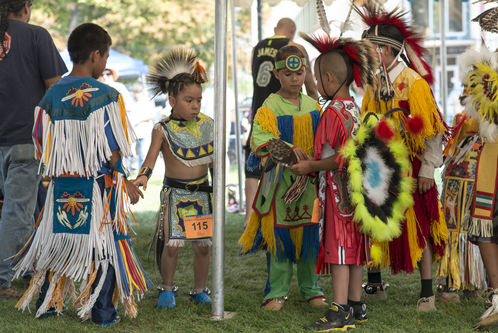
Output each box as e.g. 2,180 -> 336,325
290,154 -> 339,176
133,125 -> 164,190
109,149 -> 143,204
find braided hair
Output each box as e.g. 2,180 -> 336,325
0,0 -> 32,56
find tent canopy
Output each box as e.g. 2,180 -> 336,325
59,48 -> 148,78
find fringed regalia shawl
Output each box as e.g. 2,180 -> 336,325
12,77 -> 152,319
436,114 -> 487,290
239,93 -> 321,262
462,49 -> 498,243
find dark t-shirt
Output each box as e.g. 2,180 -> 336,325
251,36 -> 289,119
0,19 -> 67,146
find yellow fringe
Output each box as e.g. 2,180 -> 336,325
251,106 -> 280,150
238,209 -> 278,256
118,94 -> 130,144
430,203 -> 449,261
436,230 -> 461,290
239,212 -> 262,254
289,227 -> 303,260
74,263 -> 98,307
15,271 -> 44,309
261,209 -> 277,256
405,207 -> 425,269
124,297 -> 138,318
370,241 -> 390,268
293,113 -> 314,156
404,79 -> 447,157
361,75 -> 447,157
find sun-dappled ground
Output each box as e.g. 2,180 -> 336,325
0,172 -> 488,332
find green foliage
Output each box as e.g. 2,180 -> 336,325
31,0 -> 218,65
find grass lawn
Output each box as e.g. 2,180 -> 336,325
0,173 -> 488,332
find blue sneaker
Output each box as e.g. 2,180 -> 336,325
98,315 -> 120,327
190,288 -> 211,305
157,290 -> 177,309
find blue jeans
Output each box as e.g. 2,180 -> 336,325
0,144 -> 40,287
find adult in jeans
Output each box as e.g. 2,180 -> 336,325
0,0 -> 67,298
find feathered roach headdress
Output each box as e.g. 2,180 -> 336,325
461,48 -> 498,141
147,48 -> 207,97
354,3 -> 434,85
299,32 -> 378,89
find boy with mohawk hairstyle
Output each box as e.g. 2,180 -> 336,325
291,33 -> 378,331
11,23 -> 151,326
355,3 -> 449,311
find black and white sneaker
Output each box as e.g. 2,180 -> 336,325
305,303 -> 355,331
351,302 -> 367,323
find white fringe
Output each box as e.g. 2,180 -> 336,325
165,239 -> 212,247
13,179 -> 111,283
468,217 -> 494,238
458,233 -> 487,290
112,172 -> 130,235
35,272 -> 60,318
16,271 -> 46,313
106,99 -> 136,157
77,261 -> 108,319
35,102 -> 136,177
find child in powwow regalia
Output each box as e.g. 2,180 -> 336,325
355,4 -> 449,311
459,47 -> 498,331
436,104 -> 486,302
290,34 -> 378,330
134,48 -> 213,309
11,23 -> 151,326
239,45 -> 326,311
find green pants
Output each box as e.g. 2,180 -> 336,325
263,253 -> 324,302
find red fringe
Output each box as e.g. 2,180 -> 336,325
388,158 -> 443,274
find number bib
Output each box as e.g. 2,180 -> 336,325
184,214 -> 213,239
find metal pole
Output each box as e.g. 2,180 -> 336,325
439,0 -> 448,121
257,0 -> 262,41
212,0 -> 227,320
230,0 -> 244,212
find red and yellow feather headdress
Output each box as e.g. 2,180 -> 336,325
354,3 -> 434,84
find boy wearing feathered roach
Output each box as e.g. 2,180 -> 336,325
11,23 -> 151,326
356,4 -> 449,312
239,44 -> 327,311
290,34 -> 378,331
134,48 -> 214,309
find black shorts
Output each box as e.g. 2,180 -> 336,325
244,146 -> 262,179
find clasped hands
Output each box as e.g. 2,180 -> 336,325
289,147 -> 313,176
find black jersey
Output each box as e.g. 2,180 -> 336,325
251,36 -> 289,119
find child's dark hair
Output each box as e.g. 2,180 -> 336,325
365,24 -> 410,65
0,0 -> 32,56
164,73 -> 200,98
68,23 -> 112,64
148,48 -> 207,98
275,45 -> 305,67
